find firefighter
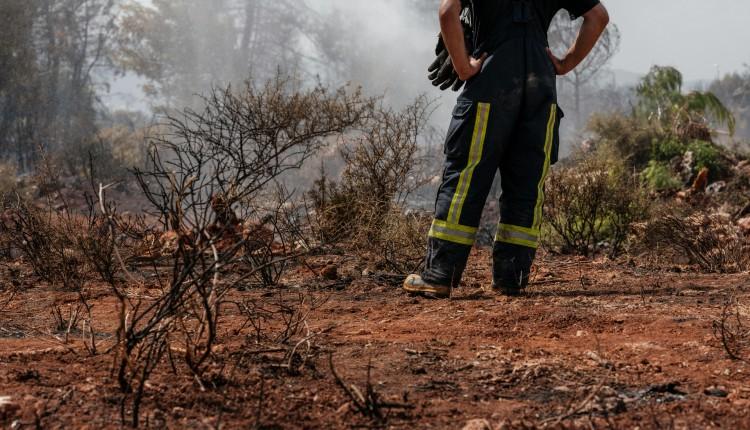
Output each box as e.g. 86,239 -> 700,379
404,0 -> 610,298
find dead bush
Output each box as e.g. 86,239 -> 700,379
329,355 -> 413,424
377,208 -> 431,273
639,206 -> 749,273
308,96 -> 433,273
544,157 -> 650,257
712,294 -> 750,360
54,111 -> 150,182
232,290 -> 329,376
0,162 -> 17,196
0,266 -> 19,313
104,76 -> 373,427
0,191 -> 118,356
3,196 -> 91,290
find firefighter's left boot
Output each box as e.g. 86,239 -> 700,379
487,244 -> 535,296
487,258 -> 529,296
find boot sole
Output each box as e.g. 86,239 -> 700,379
484,285 -> 526,297
403,284 -> 451,299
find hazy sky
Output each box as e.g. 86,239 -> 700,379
605,0 -> 750,80
107,0 -> 750,111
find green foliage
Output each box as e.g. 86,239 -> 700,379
709,68 -> 750,138
587,113 -> 663,168
636,65 -> 736,136
636,66 -> 684,123
651,138 -> 686,163
641,160 -> 682,191
0,0 -> 116,171
545,155 -> 650,257
684,92 -> 736,135
687,140 -> 731,179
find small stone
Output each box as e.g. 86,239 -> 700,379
704,386 -> 729,398
705,181 -> 727,194
738,217 -> 750,235
462,418 -> 493,430
0,396 -> 21,421
321,264 -> 339,280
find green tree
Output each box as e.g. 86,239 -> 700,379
116,0 -> 339,109
0,0 -> 118,171
709,67 -> 750,139
637,66 -> 735,138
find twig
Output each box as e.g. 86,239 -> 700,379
543,379 -> 606,426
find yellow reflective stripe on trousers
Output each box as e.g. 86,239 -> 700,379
495,223 -> 540,249
532,104 -> 557,231
446,103 -> 490,226
429,219 -> 478,246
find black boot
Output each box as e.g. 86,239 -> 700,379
490,243 -> 535,296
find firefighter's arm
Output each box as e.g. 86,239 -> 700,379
439,0 -> 487,81
547,3 -> 610,76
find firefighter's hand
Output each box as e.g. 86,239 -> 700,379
456,53 -> 488,81
546,48 -> 571,76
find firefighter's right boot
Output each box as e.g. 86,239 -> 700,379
403,274 -> 451,299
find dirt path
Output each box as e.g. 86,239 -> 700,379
1,250 -> 749,429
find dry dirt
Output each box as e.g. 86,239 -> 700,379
1,248 -> 749,429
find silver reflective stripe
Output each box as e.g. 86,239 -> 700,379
495,227 -> 539,248
430,223 -> 476,241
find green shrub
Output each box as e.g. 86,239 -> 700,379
641,160 -> 682,191
687,140 -> 730,180
651,138 -> 686,162
544,156 -> 650,257
587,113 -> 664,169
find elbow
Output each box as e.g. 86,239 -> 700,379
438,0 -> 460,24
596,5 -> 610,30
585,4 -> 610,31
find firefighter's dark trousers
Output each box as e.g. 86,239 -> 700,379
422,36 -> 562,288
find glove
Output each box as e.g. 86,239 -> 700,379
428,35 -> 464,91
427,3 -> 475,92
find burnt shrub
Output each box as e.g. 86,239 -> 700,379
308,96 -> 433,273
637,204 -> 748,273
544,156 -> 650,257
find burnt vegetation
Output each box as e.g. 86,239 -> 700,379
1,2 -> 750,428
0,74 -> 432,427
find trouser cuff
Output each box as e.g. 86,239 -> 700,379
493,242 -> 537,288
422,236 -> 472,287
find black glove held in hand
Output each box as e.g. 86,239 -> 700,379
428,35 -> 464,91
427,4 -> 475,92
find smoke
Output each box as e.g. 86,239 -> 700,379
107,0 -> 456,124
315,0 -> 455,118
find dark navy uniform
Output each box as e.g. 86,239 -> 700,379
423,0 -> 600,289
